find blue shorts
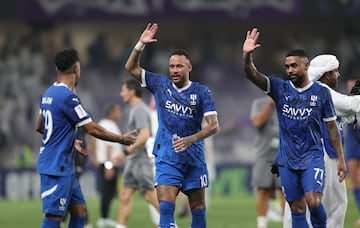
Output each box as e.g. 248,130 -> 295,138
40,174 -> 85,216
154,158 -> 209,192
279,160 -> 325,202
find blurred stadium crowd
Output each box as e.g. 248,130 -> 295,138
0,0 -> 360,170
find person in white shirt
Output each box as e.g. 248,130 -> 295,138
91,104 -> 123,228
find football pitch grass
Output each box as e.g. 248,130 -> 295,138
0,194 -> 358,227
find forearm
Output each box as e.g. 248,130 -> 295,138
85,123 -> 124,144
125,128 -> 149,153
125,42 -> 144,82
242,52 -> 268,91
331,89 -> 360,116
191,119 -> 219,143
251,101 -> 274,128
327,122 -> 344,159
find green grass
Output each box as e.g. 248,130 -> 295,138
0,194 -> 358,227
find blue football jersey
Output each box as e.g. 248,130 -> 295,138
268,77 -> 336,169
37,83 -> 92,176
142,70 -> 217,166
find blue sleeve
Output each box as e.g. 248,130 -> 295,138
200,85 -> 217,115
61,94 -> 91,125
145,71 -> 168,94
268,77 -> 283,102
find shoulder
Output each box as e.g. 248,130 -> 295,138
191,82 -> 212,94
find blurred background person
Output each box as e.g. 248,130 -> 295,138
90,104 -> 123,227
345,78 -> 360,227
115,78 -> 160,228
250,96 -> 285,228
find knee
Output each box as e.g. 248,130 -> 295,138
68,204 -> 87,218
289,199 -> 307,213
190,200 -> 205,211
307,196 -> 321,208
119,192 -> 132,205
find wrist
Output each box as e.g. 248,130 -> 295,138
123,149 -> 130,156
134,41 -> 145,51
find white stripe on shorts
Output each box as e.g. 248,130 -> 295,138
41,185 -> 58,199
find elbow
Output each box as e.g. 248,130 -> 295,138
251,118 -> 262,129
36,128 -> 43,135
124,61 -> 132,72
125,62 -> 140,77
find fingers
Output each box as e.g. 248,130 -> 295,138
146,23 -> 158,32
246,28 -> 260,41
338,170 -> 346,182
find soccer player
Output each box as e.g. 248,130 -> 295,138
91,104 -> 123,227
344,79 -> 360,226
35,49 -> 136,228
124,23 -> 219,228
114,78 -> 160,228
283,54 -> 360,227
242,28 -> 346,227
250,96 -> 285,228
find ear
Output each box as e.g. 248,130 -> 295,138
188,63 -> 193,72
324,71 -> 331,79
74,64 -> 79,75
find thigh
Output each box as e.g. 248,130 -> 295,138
183,164 -> 209,192
40,174 -> 72,217
252,159 -> 280,189
154,158 -> 184,189
69,174 -> 86,206
347,159 -> 360,186
134,157 -> 156,194
302,160 -> 325,194
279,166 -> 303,202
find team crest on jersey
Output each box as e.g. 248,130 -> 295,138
310,95 -> 318,107
190,94 -> 197,105
59,197 -> 66,211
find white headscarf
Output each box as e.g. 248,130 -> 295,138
308,54 -> 339,81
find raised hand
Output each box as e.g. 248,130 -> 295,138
139,23 -> 158,44
243,28 -> 261,54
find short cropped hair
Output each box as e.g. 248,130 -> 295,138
170,49 -> 191,63
286,49 -> 309,60
55,49 -> 79,72
105,104 -> 120,117
122,78 -> 143,98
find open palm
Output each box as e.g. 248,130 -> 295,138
243,28 -> 261,53
140,23 -> 158,44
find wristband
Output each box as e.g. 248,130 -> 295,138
104,161 -> 113,170
134,41 -> 145,51
123,149 -> 130,156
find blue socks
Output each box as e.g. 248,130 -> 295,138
68,216 -> 86,228
191,208 -> 206,228
309,203 -> 327,228
159,201 -> 176,228
41,217 -> 60,228
292,212 -> 309,228
158,201 -> 206,228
